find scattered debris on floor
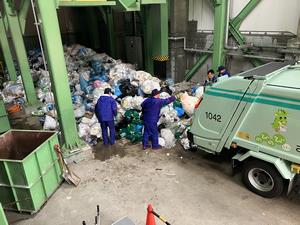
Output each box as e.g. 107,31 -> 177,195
0,44 -> 203,150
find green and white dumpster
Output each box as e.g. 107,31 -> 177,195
0,130 -> 63,213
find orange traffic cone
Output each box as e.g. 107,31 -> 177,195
146,204 -> 156,225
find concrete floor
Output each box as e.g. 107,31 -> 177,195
6,143 -> 300,225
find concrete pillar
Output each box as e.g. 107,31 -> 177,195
169,0 -> 188,82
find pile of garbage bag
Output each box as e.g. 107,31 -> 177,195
0,43 -> 204,150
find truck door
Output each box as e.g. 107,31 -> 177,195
191,78 -> 257,153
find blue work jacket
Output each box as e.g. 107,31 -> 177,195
95,95 -> 117,122
141,96 -> 176,123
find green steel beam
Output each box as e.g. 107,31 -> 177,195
59,0 -> 116,7
36,0 -> 83,150
185,53 -> 211,81
212,0 -> 227,70
0,12 -> 17,81
208,0 -> 263,68
114,0 -> 140,11
106,7 -> 116,58
228,22 -> 263,67
3,0 -> 38,105
185,44 -> 213,81
228,0 -> 263,67
0,203 -> 8,225
119,0 -> 136,8
18,0 -> 31,34
231,0 -> 261,29
141,0 -> 166,4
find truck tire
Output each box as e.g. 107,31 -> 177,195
242,160 -> 284,198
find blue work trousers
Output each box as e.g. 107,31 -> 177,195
100,121 -> 115,145
143,121 -> 159,148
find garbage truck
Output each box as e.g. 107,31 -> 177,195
188,61 -> 300,198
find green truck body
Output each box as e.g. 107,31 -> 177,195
189,62 -> 300,197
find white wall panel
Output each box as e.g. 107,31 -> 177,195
189,0 -> 300,34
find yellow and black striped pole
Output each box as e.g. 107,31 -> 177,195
152,55 -> 169,79
152,209 -> 171,225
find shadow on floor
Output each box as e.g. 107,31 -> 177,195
93,142 -> 126,161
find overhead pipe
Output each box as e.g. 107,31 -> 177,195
169,36 -> 253,51
169,37 -> 286,61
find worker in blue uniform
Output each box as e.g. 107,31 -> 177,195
217,65 -> 231,78
95,88 -> 117,145
141,89 -> 176,150
204,69 -> 217,86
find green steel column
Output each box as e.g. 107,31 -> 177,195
106,7 -> 116,58
142,6 -> 154,74
151,2 -> 168,59
142,2 -> 168,75
36,0 -> 82,150
212,0 -> 228,71
3,0 -> 37,105
0,12 -> 17,81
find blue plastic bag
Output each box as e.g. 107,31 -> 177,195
79,75 -> 89,92
175,107 -> 185,117
113,84 -> 122,97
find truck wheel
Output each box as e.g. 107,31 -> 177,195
242,160 -> 284,198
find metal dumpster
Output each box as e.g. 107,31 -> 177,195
0,203 -> 8,225
0,100 -> 10,134
0,130 -> 62,213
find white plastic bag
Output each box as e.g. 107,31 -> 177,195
160,129 -> 176,149
43,115 -> 57,130
90,123 -> 101,138
141,79 -> 161,94
158,106 -> 179,126
134,71 -> 152,83
44,92 -> 55,103
78,123 -> 90,141
121,96 -> 133,110
180,92 -> 199,117
195,86 -> 204,98
180,138 -> 190,150
158,137 -> 166,147
131,96 -> 144,110
74,105 -> 86,118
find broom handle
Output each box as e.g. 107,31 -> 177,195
152,211 -> 171,225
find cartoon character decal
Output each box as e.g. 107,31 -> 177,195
255,109 -> 290,150
272,109 -> 288,133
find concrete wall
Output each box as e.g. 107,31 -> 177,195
189,0 -> 300,34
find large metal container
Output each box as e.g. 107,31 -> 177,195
0,130 -> 62,213
0,203 -> 8,225
0,100 -> 10,133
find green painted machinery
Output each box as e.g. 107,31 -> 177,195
189,62 -> 300,198
0,130 -> 62,213
0,100 -> 10,134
